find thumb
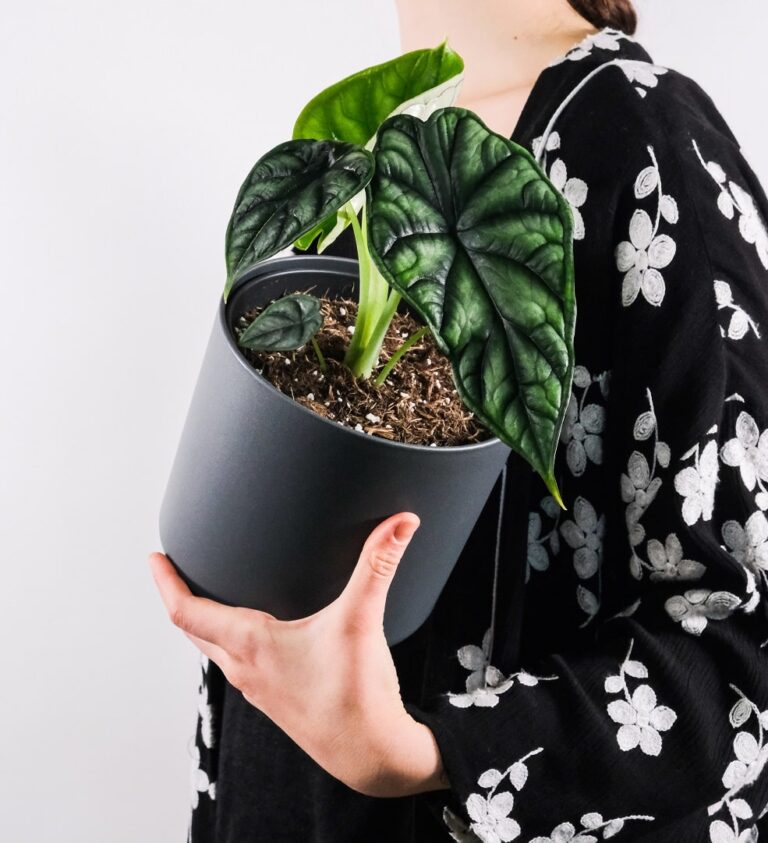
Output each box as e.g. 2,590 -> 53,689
338,512 -> 420,631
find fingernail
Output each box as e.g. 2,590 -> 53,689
394,519 -> 419,544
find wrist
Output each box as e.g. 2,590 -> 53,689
361,715 -> 448,798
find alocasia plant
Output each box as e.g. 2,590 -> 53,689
221,42 -> 575,507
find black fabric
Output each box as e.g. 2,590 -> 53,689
187,29 -> 768,842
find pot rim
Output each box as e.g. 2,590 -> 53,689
220,254 -> 507,456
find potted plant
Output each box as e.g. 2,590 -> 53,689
159,41 -> 575,645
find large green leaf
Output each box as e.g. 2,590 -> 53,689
238,294 -> 323,352
291,40 -> 464,253
224,139 -> 373,299
366,107 -> 576,505
293,40 -> 463,145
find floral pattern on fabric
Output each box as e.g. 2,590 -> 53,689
187,653 -> 219,842
604,640 -> 677,756
526,496 -> 561,580
707,687 -> 768,842
420,29 -> 768,843
550,28 -> 631,65
693,139 -> 768,269
615,146 -> 678,307
448,629 -> 557,709
533,132 -> 589,240
714,280 -> 761,341
443,748 -> 654,843
559,366 -> 609,478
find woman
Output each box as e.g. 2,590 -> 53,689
149,0 -> 768,839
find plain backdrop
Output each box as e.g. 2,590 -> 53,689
1,1 -> 765,840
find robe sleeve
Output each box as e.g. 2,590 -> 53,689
187,654 -> 225,841
406,69 -> 768,842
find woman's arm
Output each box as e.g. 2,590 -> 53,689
401,70 -> 768,841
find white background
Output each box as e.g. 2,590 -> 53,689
1,1 -> 764,840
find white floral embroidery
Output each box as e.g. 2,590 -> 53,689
707,686 -> 768,842
189,741 -> 216,809
445,748 -> 654,843
646,533 -> 706,582
722,512 -> 768,575
604,639 -> 677,757
722,513 -> 768,613
693,138 -> 768,269
560,495 -> 605,626
708,820 -> 759,842
529,810 -> 654,843
461,749 -> 543,843
669,412 -> 762,628
575,584 -> 600,627
449,628 -> 557,709
531,130 -> 561,161
720,411 -> 768,509
527,496 -> 561,579
530,132 -> 589,240
550,159 -> 588,241
188,653 -> 217,824
550,27 -> 630,65
608,598 -> 643,622
621,389 -> 700,582
615,60 -> 668,98
198,653 -> 215,749
714,280 -> 761,341
560,497 -> 605,580
560,366 -> 609,477
674,438 -> 720,526
665,588 -> 742,635
615,146 -> 678,307
444,807 -> 483,843
623,448 -> 663,528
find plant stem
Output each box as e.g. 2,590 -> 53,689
342,201 -> 402,379
374,325 -> 429,386
310,336 -> 327,373
347,283 -> 401,379
346,206 -> 372,342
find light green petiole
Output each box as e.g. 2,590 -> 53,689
343,200 -> 402,379
374,325 -> 429,387
310,336 -> 327,373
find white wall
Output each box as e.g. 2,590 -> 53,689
1,2 -> 764,840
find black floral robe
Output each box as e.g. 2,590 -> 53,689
187,28 -> 768,843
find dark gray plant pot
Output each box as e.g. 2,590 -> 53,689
159,254 -> 511,645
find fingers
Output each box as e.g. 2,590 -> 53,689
338,512 -> 420,630
148,552 -> 248,649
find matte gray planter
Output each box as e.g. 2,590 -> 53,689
159,254 -> 511,645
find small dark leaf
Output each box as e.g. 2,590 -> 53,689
238,294 -> 323,352
224,140 -> 373,299
366,107 -> 575,502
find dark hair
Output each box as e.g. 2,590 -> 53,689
566,0 -> 637,35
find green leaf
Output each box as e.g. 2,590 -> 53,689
366,107 -> 575,503
224,139 -> 373,299
292,212 -> 337,252
293,40 -> 464,145
237,294 -> 323,352
292,40 -> 464,251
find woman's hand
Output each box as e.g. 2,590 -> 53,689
148,511 -> 448,798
